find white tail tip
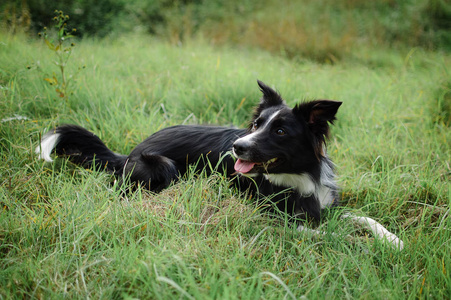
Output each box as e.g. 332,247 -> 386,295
35,132 -> 60,162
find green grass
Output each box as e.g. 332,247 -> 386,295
1,32 -> 450,299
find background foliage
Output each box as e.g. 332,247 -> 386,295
2,0 -> 451,61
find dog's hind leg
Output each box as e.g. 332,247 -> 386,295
341,213 -> 404,250
122,152 -> 179,192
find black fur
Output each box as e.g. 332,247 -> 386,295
37,81 -> 342,220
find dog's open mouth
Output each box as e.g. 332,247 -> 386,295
234,157 -> 280,174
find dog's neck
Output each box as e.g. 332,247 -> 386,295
264,173 -> 316,196
264,170 -> 336,209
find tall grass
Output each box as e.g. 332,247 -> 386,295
0,32 -> 450,298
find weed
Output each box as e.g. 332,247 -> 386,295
37,10 -> 83,104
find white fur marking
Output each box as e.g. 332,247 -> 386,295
315,185 -> 334,209
315,160 -> 337,208
236,110 -> 282,146
297,213 -> 404,251
320,158 -> 337,189
262,110 -> 281,129
265,173 -> 316,196
234,131 -> 256,150
35,132 -> 60,162
342,213 -> 404,250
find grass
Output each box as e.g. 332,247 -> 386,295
0,32 -> 450,298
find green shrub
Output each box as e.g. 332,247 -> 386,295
1,0 -> 450,59
1,0 -> 124,37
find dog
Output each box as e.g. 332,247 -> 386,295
36,80 -> 403,249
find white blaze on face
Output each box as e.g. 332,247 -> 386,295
233,109 -> 282,172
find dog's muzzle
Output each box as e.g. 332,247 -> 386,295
232,138 -> 252,159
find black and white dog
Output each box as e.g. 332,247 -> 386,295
36,80 -> 403,249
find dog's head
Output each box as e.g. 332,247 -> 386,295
232,80 -> 342,175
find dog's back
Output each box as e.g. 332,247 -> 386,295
123,125 -> 246,190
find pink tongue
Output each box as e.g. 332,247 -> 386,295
234,159 -> 256,173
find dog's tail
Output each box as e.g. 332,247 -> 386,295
35,124 -> 127,173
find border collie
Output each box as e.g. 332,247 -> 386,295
36,80 -> 403,249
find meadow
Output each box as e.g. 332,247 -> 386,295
0,30 -> 450,298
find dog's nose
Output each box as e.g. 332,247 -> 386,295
233,139 -> 250,156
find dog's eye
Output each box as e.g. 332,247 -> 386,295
252,121 -> 258,130
276,128 -> 286,136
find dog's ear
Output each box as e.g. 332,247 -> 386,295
250,80 -> 284,126
293,100 -> 342,158
294,100 -> 342,127
257,80 -> 284,107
